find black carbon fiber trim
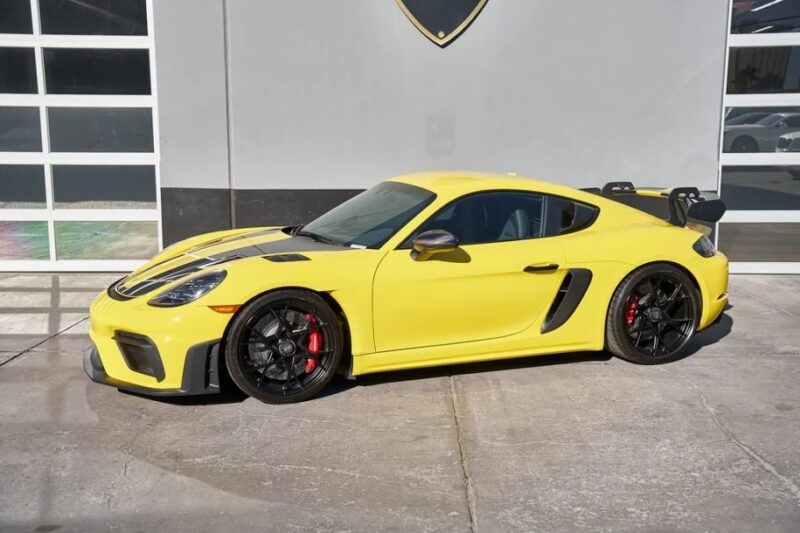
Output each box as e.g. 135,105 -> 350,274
541,268 -> 593,334
264,253 -> 311,262
112,233 -> 350,299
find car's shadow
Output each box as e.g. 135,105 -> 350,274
143,308 -> 734,405
316,351 -> 613,400
321,311 -> 734,399
678,304 -> 734,359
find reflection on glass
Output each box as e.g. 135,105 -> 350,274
0,165 -> 46,208
48,107 -> 153,152
53,165 -> 157,209
55,221 -> 158,259
719,223 -> 800,262
732,0 -> 800,34
723,107 -> 800,153
0,0 -> 33,33
0,48 -> 37,93
0,221 -> 49,260
0,107 -> 42,152
728,47 -> 800,94
721,166 -> 800,210
44,49 -> 151,95
39,0 -> 147,36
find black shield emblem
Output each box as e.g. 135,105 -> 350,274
396,0 -> 488,47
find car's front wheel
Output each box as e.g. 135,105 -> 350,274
730,135 -> 758,153
606,264 -> 700,364
225,289 -> 344,404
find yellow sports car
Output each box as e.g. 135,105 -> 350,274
84,172 -> 729,403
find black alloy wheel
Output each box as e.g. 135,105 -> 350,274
606,264 -> 700,364
225,289 -> 343,403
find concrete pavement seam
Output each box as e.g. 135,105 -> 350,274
448,374 -> 477,532
729,282 -> 800,320
0,316 -> 88,370
681,373 -> 800,506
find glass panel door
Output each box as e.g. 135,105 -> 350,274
0,0 -> 160,272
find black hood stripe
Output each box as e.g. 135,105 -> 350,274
114,235 -> 352,299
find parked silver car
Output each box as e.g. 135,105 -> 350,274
776,131 -> 800,152
724,111 -> 774,126
723,113 -> 800,152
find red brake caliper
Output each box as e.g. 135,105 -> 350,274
304,313 -> 322,373
625,297 -> 639,327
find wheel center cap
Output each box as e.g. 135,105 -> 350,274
647,307 -> 664,322
278,339 -> 296,356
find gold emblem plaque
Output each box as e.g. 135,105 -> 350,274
395,0 -> 489,47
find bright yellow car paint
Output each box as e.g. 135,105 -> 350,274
88,172 -> 728,391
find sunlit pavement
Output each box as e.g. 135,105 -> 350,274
1,273 -> 799,532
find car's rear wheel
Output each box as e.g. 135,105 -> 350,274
225,289 -> 343,404
606,264 -> 700,364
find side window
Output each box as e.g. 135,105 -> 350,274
544,196 -> 598,236
412,192 -> 546,245
785,116 -> 800,127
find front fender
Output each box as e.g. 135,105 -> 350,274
202,250 -> 385,356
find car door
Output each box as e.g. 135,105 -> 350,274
372,191 -> 567,353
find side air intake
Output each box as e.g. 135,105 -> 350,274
541,268 -> 593,333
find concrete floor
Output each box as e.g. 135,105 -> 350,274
0,273 -> 799,532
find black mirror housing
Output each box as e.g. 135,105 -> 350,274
411,229 -> 459,261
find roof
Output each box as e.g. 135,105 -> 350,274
388,171 -> 596,201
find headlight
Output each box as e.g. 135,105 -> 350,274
692,235 -> 716,258
148,271 -> 227,307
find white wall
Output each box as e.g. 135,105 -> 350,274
153,0 -> 230,190
156,0 -> 729,191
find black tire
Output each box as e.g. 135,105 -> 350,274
606,264 -> 700,365
731,135 -> 758,153
225,289 -> 344,404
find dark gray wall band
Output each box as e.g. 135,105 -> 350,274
161,187 -> 232,245
161,187 -> 362,245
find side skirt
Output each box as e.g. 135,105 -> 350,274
351,341 -> 598,376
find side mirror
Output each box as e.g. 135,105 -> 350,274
778,121 -> 789,129
410,229 -> 459,261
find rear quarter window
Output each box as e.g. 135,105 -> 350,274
543,196 -> 598,236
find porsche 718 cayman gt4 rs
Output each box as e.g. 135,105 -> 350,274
84,172 -> 729,403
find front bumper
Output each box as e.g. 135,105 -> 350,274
83,339 -> 223,397
85,282 -> 235,396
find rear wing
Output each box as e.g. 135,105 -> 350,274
581,181 -> 726,228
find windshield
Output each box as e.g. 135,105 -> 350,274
755,113 -> 787,126
725,112 -> 769,125
300,181 -> 435,248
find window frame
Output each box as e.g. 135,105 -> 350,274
727,45 -> 800,95
43,47 -> 152,95
0,0 -> 33,34
730,0 -> 800,35
0,105 -> 42,151
0,46 -> 38,93
721,9 -> 800,273
38,0 -> 148,36
396,189 -> 599,250
0,0 -> 160,271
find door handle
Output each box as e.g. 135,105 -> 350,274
524,263 -> 559,273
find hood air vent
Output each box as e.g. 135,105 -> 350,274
263,253 -> 310,262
